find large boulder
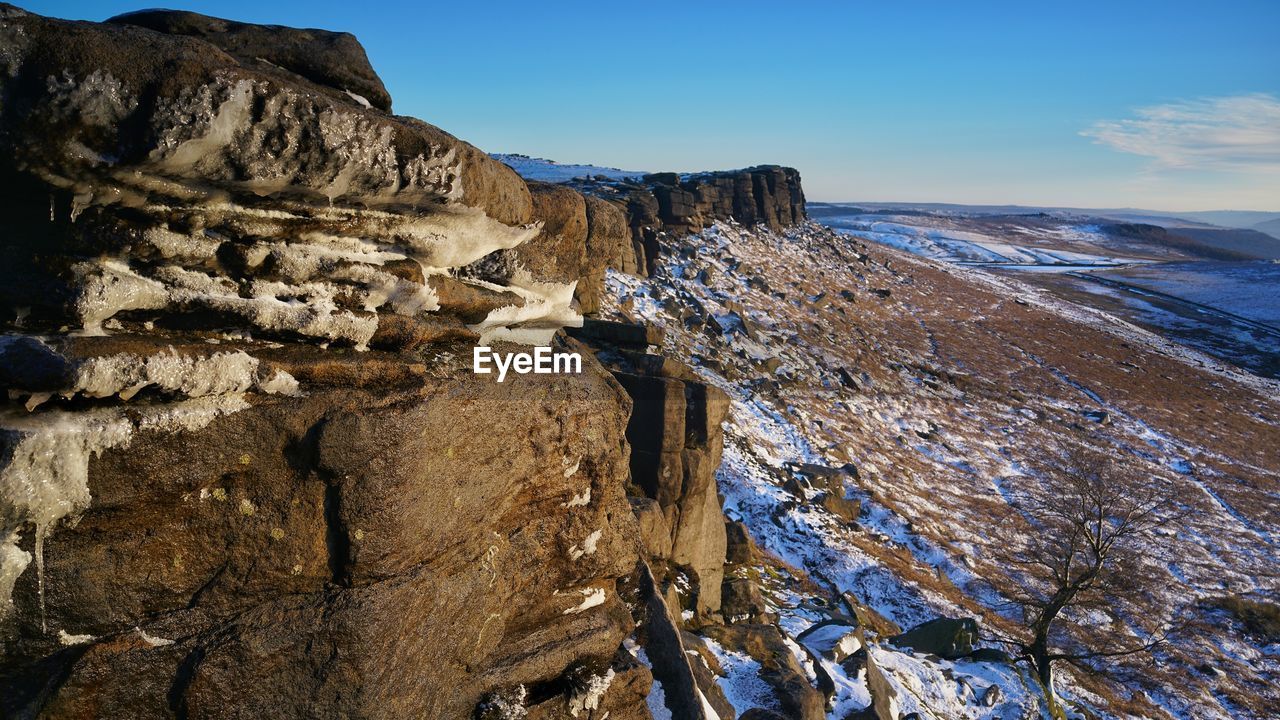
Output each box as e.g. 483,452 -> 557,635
0,5 -> 579,350
582,196 -> 632,309
701,624 -> 826,720
516,181 -> 590,286
889,617 -> 979,660
863,641 -> 902,720
583,196 -> 637,280
634,561 -> 714,720
796,619 -> 862,663
612,370 -> 728,616
721,576 -> 770,624
724,519 -> 760,564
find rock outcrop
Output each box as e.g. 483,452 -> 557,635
0,3 -> 577,353
1,339 -> 641,719
0,6 -> 640,718
106,9 -> 394,112
0,5 -> 813,719
889,617 -> 979,660
563,167 -> 807,276
569,320 -> 730,619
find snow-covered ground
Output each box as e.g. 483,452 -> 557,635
815,209 -> 1280,379
813,209 -> 1150,269
490,153 -> 645,182
1087,261 -> 1280,327
602,220 -> 1280,719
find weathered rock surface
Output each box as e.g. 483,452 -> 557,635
701,624 -> 827,720
106,9 -> 394,112
0,340 -> 641,719
0,6 -> 531,223
863,639 -> 902,720
0,4 -> 582,354
585,195 -> 637,279
0,6 -> 643,718
580,324 -> 730,618
721,575 -> 771,624
632,561 -> 713,720
889,616 -> 979,660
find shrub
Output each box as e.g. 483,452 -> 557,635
1212,596 -> 1280,643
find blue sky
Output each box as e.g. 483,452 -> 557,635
24,1 -> 1280,210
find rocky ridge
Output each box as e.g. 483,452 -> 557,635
0,5 -> 814,719
565,168 -> 806,276
5,5 -> 1268,720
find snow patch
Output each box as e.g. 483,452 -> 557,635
561,587 -> 606,614
57,629 -> 95,646
570,529 -> 603,560
563,487 -> 591,508
257,369 -> 302,397
343,90 -> 372,109
568,668 -> 615,716
135,626 -> 174,647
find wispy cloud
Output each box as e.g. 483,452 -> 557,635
1082,94 -> 1280,172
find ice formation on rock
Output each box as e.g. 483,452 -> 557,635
469,271 -> 582,346
29,71 -> 582,350
56,629 -> 95,646
134,626 -> 174,647
58,197 -> 577,349
0,395 -> 249,625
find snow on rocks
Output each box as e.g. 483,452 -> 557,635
867,645 -> 1049,720
569,529 -> 603,561
560,587 -> 607,615
567,668 -> 615,717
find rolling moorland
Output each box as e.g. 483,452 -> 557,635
811,204 -> 1280,379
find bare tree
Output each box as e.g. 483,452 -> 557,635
991,443 -> 1182,703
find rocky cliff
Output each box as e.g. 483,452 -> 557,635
566,169 -> 806,276
0,6 -> 807,719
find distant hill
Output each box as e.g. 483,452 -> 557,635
1164,210 -> 1280,230
1100,223 -> 1268,261
1171,227 -> 1280,260
1254,217 -> 1280,241
817,202 -> 1280,260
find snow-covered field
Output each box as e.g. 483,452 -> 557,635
1088,261 -> 1280,327
811,207 -> 1157,268
603,221 -> 1280,719
823,217 -> 1132,267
